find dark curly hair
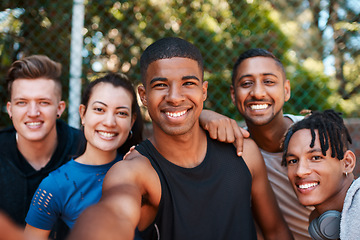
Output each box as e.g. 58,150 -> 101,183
282,109 -> 352,166
140,37 -> 204,84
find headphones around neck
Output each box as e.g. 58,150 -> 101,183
308,210 -> 341,240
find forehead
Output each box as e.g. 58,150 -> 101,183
289,129 -> 315,147
146,57 -> 202,82
89,82 -> 133,105
235,56 -> 284,79
11,78 -> 60,98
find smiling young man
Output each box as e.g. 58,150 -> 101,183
200,49 -> 312,239
69,38 -> 292,240
0,55 -> 85,238
282,110 -> 358,239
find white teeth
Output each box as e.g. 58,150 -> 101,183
298,182 -> 318,189
250,104 -> 268,110
98,131 -> 116,138
165,110 -> 187,118
26,122 -> 41,126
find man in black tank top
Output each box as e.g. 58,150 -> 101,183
69,37 -> 293,240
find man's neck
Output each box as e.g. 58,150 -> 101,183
16,131 -> 58,171
247,114 -> 293,153
150,124 -> 207,168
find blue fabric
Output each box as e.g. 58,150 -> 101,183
26,155 -> 121,230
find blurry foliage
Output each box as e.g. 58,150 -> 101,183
0,0 -> 358,128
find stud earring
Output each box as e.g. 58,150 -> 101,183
345,172 -> 348,177
57,114 -> 60,118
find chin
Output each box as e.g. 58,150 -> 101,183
297,197 -> 318,207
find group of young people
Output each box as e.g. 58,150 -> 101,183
0,36 -> 358,240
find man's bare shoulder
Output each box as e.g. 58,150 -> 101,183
242,138 -> 261,154
106,149 -> 155,184
241,138 -> 266,176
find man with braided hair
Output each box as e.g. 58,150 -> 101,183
282,109 -> 359,239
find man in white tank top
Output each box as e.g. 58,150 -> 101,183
200,49 -> 312,240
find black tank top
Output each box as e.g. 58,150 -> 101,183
136,134 -> 257,240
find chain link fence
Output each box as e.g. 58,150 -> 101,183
0,0 -> 359,168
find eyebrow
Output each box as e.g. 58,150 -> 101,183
150,75 -> 200,84
238,72 -> 278,81
150,77 -> 167,85
92,101 -> 130,110
308,148 -> 323,154
182,75 -> 200,81
13,97 -> 53,101
285,148 -> 323,158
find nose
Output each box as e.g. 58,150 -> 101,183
27,102 -> 40,117
295,159 -> 312,177
166,84 -> 185,105
250,81 -> 266,99
103,112 -> 117,127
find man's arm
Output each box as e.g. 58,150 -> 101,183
24,224 -> 50,240
242,139 -> 293,240
0,212 -> 24,240
68,153 -> 159,240
199,109 -> 249,156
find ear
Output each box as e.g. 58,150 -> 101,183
342,150 -> 356,175
138,85 -> 147,107
284,79 -> 291,102
202,81 -> 208,102
78,104 -> 86,125
230,85 -> 236,105
56,100 -> 66,118
6,102 -> 12,119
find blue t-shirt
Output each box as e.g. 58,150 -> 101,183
26,155 -> 121,229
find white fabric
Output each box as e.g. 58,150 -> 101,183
255,114 -> 313,240
340,178 -> 360,239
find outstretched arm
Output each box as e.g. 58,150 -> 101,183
69,183 -> 142,240
242,139 -> 293,240
0,212 -> 24,240
24,225 -> 50,240
199,109 -> 249,156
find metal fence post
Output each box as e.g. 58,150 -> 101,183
68,0 -> 85,128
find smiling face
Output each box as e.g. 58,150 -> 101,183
80,82 -> 135,153
6,78 -> 65,143
231,56 -> 290,126
285,129 -> 347,209
138,57 -> 207,136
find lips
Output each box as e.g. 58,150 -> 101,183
165,109 -> 188,118
249,104 -> 269,110
297,182 -> 319,189
26,122 -> 42,126
295,181 -> 319,194
97,131 -> 118,138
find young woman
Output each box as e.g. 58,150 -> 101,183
24,73 -> 143,240
282,110 -> 359,240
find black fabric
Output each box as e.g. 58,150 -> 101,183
0,120 -> 86,239
136,134 -> 257,240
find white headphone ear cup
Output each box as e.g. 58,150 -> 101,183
317,210 -> 341,239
